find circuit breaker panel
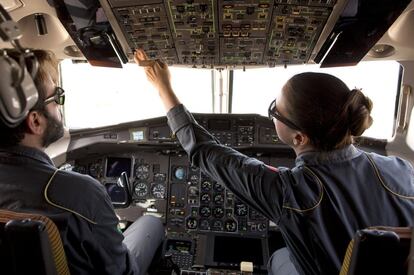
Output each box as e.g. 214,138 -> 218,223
107,0 -> 336,68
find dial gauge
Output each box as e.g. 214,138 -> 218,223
200,193 -> 211,204
199,219 -> 210,230
135,164 -> 150,180
225,220 -> 237,232
134,182 -> 148,197
190,174 -> 199,184
174,166 -> 186,180
186,217 -> 198,230
154,173 -> 166,182
213,193 -> 224,204
199,206 -> 211,217
213,182 -> 224,192
151,183 -> 166,199
201,180 -> 212,191
235,202 -> 248,216
213,207 -> 224,218
212,220 -> 223,231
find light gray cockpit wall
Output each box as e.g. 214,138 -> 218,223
387,60 -> 414,166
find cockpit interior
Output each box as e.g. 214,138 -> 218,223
1,0 -> 414,274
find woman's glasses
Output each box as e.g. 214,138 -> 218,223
268,99 -> 301,131
44,87 -> 65,106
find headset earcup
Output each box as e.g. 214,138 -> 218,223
0,54 -> 39,127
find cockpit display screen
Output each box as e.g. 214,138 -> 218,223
208,119 -> 231,131
131,130 -> 144,141
106,157 -> 131,177
213,235 -> 264,265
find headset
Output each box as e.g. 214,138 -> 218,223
0,4 -> 39,128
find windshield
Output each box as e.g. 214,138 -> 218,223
232,61 -> 401,139
62,60 -> 400,140
61,60 -> 212,129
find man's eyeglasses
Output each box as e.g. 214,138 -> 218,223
268,99 -> 302,131
44,87 -> 65,106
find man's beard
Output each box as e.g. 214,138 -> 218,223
42,110 -> 64,148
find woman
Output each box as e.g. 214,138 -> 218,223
134,49 -> 414,275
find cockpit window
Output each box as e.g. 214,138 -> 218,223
232,61 -> 401,140
62,59 -> 400,140
61,60 -> 212,129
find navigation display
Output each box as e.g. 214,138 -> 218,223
106,157 -> 131,177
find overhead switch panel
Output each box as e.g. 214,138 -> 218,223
108,0 -> 335,67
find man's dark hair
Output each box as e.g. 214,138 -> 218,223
0,49 -> 59,147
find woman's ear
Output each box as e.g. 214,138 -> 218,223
293,131 -> 310,147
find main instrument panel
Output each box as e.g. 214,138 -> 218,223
67,113 -> 297,272
73,152 -> 274,270
107,0 -> 335,67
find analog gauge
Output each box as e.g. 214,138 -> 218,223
89,162 -> 102,178
151,183 -> 166,199
257,222 -> 267,232
213,207 -> 224,218
189,174 -> 199,185
174,166 -> 186,180
201,180 -> 212,191
199,206 -> 211,218
224,219 -> 237,232
186,217 -> 198,230
154,173 -> 166,182
200,193 -> 211,204
213,182 -> 224,192
199,219 -> 210,231
213,193 -> 224,205
235,202 -> 248,216
134,182 -> 148,197
212,220 -> 223,231
188,186 -> 199,197
135,164 -> 150,180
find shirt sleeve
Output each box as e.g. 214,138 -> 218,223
167,104 -> 287,222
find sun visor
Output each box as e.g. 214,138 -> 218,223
315,0 -> 411,67
51,0 -> 127,68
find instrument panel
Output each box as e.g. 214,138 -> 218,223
68,113 -> 299,272
72,153 -> 270,236
72,151 -> 279,272
107,0 -> 335,67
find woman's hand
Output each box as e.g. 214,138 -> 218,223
134,49 -> 180,111
134,49 -> 172,94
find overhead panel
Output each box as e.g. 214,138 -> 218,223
112,2 -> 179,65
107,0 -> 336,68
265,2 -> 333,67
218,1 -> 273,66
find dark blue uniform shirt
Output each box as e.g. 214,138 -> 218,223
0,145 -> 138,275
167,104 -> 414,275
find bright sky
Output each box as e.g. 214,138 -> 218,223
61,60 -> 400,139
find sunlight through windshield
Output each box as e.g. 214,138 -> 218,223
62,60 -> 400,140
61,60 -> 212,129
232,61 -> 400,139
